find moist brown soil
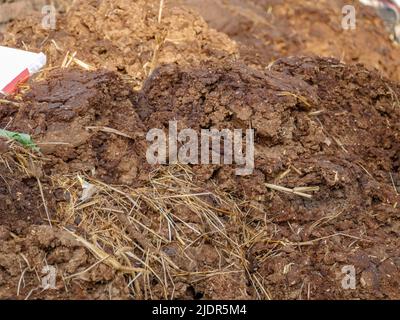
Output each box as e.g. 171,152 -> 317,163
0,0 -> 399,300
173,0 -> 400,82
3,0 -> 237,89
136,57 -> 400,299
1,56 -> 399,300
0,141 -> 47,226
10,69 -> 150,186
0,0 -> 70,32
0,224 -> 130,299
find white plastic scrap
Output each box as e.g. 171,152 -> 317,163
78,175 -> 98,203
0,46 -> 47,95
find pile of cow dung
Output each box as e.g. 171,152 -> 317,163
0,0 -> 399,300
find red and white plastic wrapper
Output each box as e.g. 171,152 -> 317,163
0,46 -> 47,95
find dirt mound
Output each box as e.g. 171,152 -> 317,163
3,0 -> 237,88
1,56 -> 399,299
136,56 -> 400,298
174,0 -> 400,82
1,0 -> 400,300
3,0 -> 399,85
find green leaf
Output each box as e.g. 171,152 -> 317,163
0,129 -> 39,151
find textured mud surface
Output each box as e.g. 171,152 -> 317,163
1,57 -> 399,299
0,0 -> 70,32
0,143 -> 46,226
0,224 -> 130,299
3,0 -> 237,89
10,70 -> 149,185
0,0 -> 399,300
174,0 -> 400,82
136,57 -> 400,299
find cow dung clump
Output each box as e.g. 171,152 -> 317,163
0,0 -> 399,300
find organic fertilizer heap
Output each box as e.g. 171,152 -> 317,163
0,0 -> 399,300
